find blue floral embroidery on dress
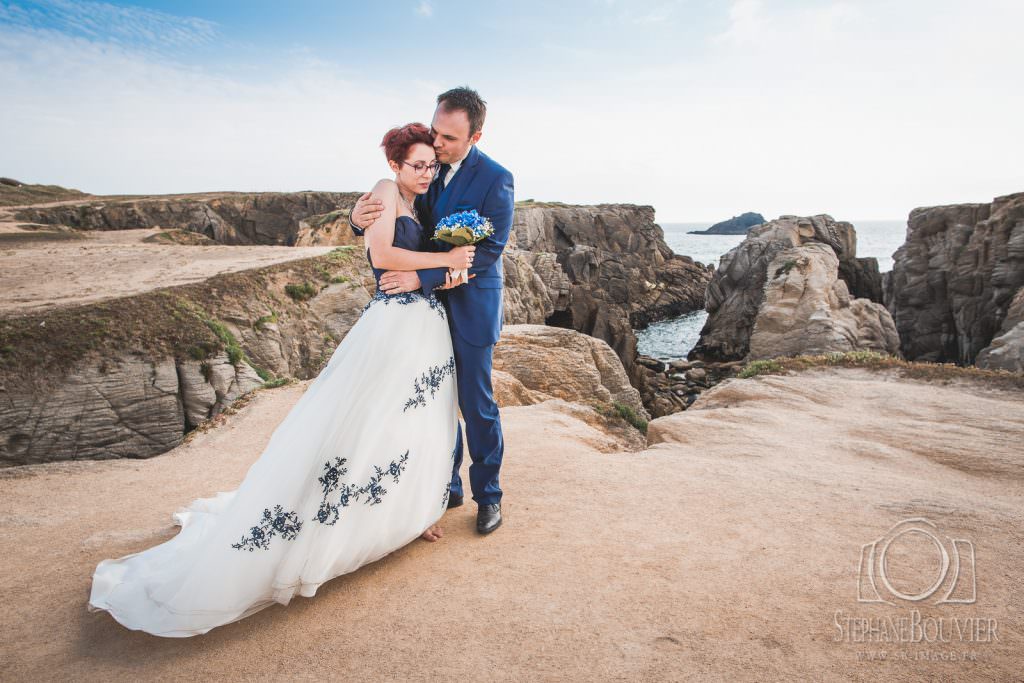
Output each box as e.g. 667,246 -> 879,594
441,481 -> 451,509
313,451 -> 410,526
231,505 -> 303,551
426,295 -> 446,318
403,357 -> 456,412
362,290 -> 446,319
440,440 -> 459,510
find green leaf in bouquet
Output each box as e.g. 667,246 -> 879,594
434,234 -> 469,246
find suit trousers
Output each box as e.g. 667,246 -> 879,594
449,333 -> 503,506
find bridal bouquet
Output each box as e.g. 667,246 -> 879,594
432,209 -> 493,283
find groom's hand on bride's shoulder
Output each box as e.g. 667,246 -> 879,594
379,270 -> 421,293
352,192 -> 385,230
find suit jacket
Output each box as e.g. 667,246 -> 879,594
353,145 -> 514,347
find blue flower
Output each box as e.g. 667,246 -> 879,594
432,209 -> 494,245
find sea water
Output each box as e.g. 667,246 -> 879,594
636,220 -> 908,361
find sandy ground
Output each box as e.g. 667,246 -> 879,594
0,228 -> 334,314
0,367 -> 1021,681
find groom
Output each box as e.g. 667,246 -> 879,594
349,86 -> 514,535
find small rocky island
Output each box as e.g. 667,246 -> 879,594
687,211 -> 764,235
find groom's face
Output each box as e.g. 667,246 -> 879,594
430,104 -> 481,165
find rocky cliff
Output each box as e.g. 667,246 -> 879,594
13,191 -> 361,245
506,204 -> 710,375
690,214 -> 892,362
884,191 -> 1024,366
0,246 -> 374,466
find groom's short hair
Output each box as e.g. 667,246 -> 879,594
437,87 -> 487,136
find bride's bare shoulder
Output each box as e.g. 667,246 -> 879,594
371,178 -> 399,198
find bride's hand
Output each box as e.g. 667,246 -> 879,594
445,245 -> 475,270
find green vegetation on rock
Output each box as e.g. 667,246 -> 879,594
613,401 -> 649,434
738,359 -> 786,378
253,310 -> 278,330
285,281 -> 318,301
591,399 -> 649,434
773,260 -> 797,279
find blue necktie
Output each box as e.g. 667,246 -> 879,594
427,164 -> 450,209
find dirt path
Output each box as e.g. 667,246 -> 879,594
0,368 -> 1021,681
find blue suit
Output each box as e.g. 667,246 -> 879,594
352,145 -> 514,505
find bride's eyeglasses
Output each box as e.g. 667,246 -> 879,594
402,160 -> 441,176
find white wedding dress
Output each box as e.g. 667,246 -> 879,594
88,215 -> 459,637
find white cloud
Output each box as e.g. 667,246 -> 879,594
714,0 -> 762,45
415,1 -> 434,18
715,0 -> 863,46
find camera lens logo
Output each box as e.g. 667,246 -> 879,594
857,518 -> 976,605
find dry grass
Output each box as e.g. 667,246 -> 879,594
0,181 -> 90,207
738,350 -> 1024,391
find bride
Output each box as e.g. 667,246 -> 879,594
87,122 -> 475,637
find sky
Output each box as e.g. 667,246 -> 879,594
1,0 -> 1022,222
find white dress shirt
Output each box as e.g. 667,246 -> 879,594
443,146 -> 473,188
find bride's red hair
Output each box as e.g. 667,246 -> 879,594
381,123 -> 435,164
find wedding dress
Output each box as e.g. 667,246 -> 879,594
88,214 -> 459,637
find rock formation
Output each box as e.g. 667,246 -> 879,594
747,244 -> 900,360
492,325 -> 649,450
509,204 -> 710,375
634,356 -> 744,417
690,214 -> 891,362
493,325 -> 648,421
976,286 -> 1024,372
687,211 -> 765,235
293,209 -> 359,246
884,191 -> 1024,365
